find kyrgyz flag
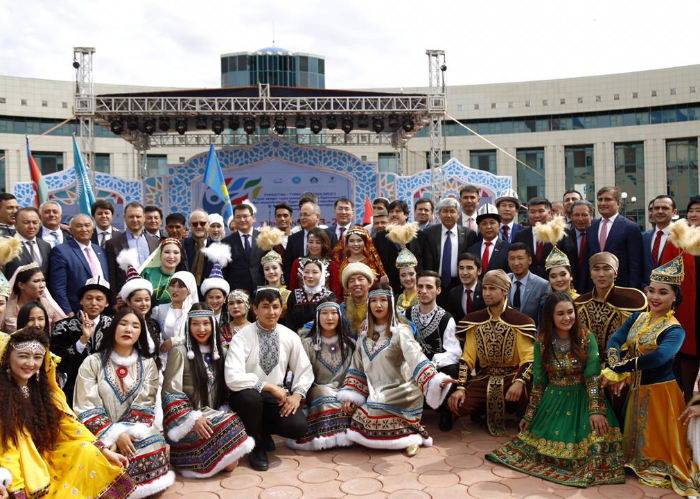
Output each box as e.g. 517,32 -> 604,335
26,137 -> 48,209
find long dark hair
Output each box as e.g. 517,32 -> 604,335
367,282 -> 409,338
12,266 -> 43,297
186,303 -> 226,408
539,292 -> 587,365
98,308 -> 150,361
0,327 -> 62,454
307,227 -> 331,258
309,298 -> 354,361
17,301 -> 50,338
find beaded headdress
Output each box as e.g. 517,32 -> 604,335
257,226 -> 284,266
545,246 -> 571,271
11,339 -> 46,356
185,308 -> 220,360
386,223 -> 419,269
650,255 -> 684,285
228,289 -> 251,310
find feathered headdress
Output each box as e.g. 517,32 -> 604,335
256,225 -> 284,265
0,237 -> 21,298
653,218 -> 700,285
387,222 -> 419,269
533,216 -> 570,271
200,243 -> 233,296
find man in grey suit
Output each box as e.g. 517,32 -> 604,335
506,242 -> 549,328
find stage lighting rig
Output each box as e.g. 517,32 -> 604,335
326,116 -> 338,130
229,117 -> 240,131
243,118 -> 256,134
388,114 -> 399,130
195,117 -> 207,130
109,119 -> 123,135
295,116 -> 307,129
126,117 -> 139,131
357,114 -> 369,129
402,117 -> 415,132
259,116 -> 271,129
143,119 -> 156,135
310,119 -> 323,134
341,117 -> 353,134
372,118 -> 384,133
274,118 -> 287,135
159,119 -> 171,132
175,119 -> 187,135
212,119 -> 224,135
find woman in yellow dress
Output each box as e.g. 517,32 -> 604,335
0,326 -> 134,499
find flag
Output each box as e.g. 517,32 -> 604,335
203,145 -> 234,221
26,138 -> 48,209
73,136 -> 96,216
361,196 -> 373,225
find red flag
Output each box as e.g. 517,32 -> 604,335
26,138 -> 48,209
361,196 -> 373,225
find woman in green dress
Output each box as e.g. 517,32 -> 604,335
487,291 -> 625,487
139,238 -> 185,306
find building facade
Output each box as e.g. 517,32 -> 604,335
220,47 -> 325,88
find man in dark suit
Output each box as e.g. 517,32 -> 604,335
222,203 -> 265,294
418,197 -> 478,307
144,205 -> 168,241
513,197 -> 553,279
329,197 -> 355,243
4,207 -> 51,279
448,252 -> 486,321
467,204 -> 510,276
563,189 -> 583,227
90,200 -> 120,248
283,200 -> 337,283
566,200 -> 594,289
495,189 -> 524,243
105,202 -> 159,301
642,195 -> 677,288
39,201 -> 72,248
580,186 -> 643,292
182,209 -> 213,287
456,185 -> 480,231
49,214 -> 109,315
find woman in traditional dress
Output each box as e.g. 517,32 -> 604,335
337,283 -> 455,456
0,326 -> 135,499
16,301 -> 50,337
288,300 -> 354,450
73,308 -> 175,498
162,303 -> 254,477
535,216 -> 579,299
139,239 -> 186,307
151,271 -> 198,357
332,227 -> 386,297
0,237 -> 20,327
256,227 -> 292,321
290,227 -> 342,299
220,290 -> 252,349
2,263 -> 66,334
200,243 -> 232,326
601,253 -> 700,496
386,223 -> 420,315
487,292 -> 624,487
286,259 -> 338,335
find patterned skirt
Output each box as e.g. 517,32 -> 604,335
346,401 -> 432,450
289,385 -> 351,451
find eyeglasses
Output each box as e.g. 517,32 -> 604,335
191,222 -> 207,227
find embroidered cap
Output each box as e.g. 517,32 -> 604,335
78,275 -> 111,301
476,203 -> 501,225
495,188 -> 522,209
650,254 -> 684,285
545,246 -> 571,271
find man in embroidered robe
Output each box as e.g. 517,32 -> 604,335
225,288 -> 314,471
405,270 -> 460,432
448,269 -> 536,436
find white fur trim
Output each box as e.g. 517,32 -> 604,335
179,436 -> 255,478
130,470 -> 176,499
425,372 -> 452,410
688,415 -> 700,466
201,277 -> 230,298
117,248 -> 140,273
166,410 -> 203,442
109,351 -> 138,366
286,431 -> 352,451
120,278 -> 153,302
99,422 -> 150,447
346,428 -> 431,450
125,422 -> 151,440
336,389 -> 367,407
0,468 -> 12,489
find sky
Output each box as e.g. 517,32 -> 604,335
1,0 -> 699,90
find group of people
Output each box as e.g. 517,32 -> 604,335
0,183 -> 700,498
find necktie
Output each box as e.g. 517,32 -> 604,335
599,219 -> 609,251
513,281 -> 522,309
468,217 -> 476,231
536,241 -> 544,262
99,231 -> 107,248
339,226 -> 346,243
482,241 -> 492,273
84,247 -> 100,277
651,230 -> 664,265
441,230 -> 452,288
465,288 -> 473,315
578,232 -> 586,270
243,234 -> 251,260
501,225 -> 509,242
27,240 -> 40,265
50,231 -> 59,246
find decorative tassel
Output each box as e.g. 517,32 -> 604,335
187,350 -> 195,360
533,215 -> 567,245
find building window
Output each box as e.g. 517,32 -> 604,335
469,150 -> 497,174
614,142 -> 645,226
651,90 -> 657,97
667,138 -> 699,216
525,100 -> 530,107
596,95 -> 601,102
62,102 -> 68,108
0,98 -> 5,104
425,151 -> 451,169
565,145 -> 594,201
614,94 -> 619,101
456,104 -> 463,111
378,153 -> 397,173
33,152 -> 64,174
20,99 -> 27,106
516,148 -> 545,202
671,88 -> 677,95
577,97 -> 583,104
41,100 -> 48,107
542,99 -> 548,106
0,152 -> 6,193
491,103 -> 496,109
474,103 -> 479,110
691,86 -> 697,94
632,92 -> 638,99
94,153 -> 110,174
146,154 -> 168,177
560,98 -> 566,105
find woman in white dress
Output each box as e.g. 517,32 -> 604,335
151,271 -> 198,359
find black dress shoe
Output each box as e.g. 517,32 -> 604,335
439,410 -> 454,432
249,446 -> 269,471
263,434 -> 276,451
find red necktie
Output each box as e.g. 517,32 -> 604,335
502,225 -> 509,242
651,230 -> 664,265
536,241 -> 544,262
578,232 -> 586,270
339,227 -> 346,245
465,288 -> 473,314
482,242 -> 492,273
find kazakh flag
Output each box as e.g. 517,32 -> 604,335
203,145 -> 233,221
73,136 -> 96,216
26,137 -> 48,209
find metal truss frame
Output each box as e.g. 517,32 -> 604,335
74,47 -> 96,172
426,50 -> 446,198
142,131 -> 405,148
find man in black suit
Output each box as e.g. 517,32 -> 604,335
105,202 -> 159,301
39,201 -> 72,248
144,205 -> 167,241
283,200 -> 337,283
467,204 -> 510,276
374,200 -> 420,292
513,197 -> 553,279
448,252 -> 486,321
418,197 -> 478,307
4,207 -> 51,279
566,200 -> 594,289
90,200 -> 121,248
222,203 -> 265,294
329,197 -> 355,243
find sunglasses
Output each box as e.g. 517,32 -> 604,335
191,222 -> 207,227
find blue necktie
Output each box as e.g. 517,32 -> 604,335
441,230 -> 452,288
243,234 -> 251,260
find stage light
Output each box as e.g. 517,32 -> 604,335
259,116 -> 271,129
295,116 -> 307,129
357,114 -> 369,129
158,118 -> 171,132
143,118 -> 156,135
402,118 -> 415,133
175,119 -> 187,135
274,118 -> 287,135
72,60 -> 80,69
229,117 -> 240,131
388,114 -> 399,130
212,119 -> 224,135
341,117 -> 353,134
126,117 -> 139,131
372,118 -> 384,133
109,119 -> 123,135
326,116 -> 338,130
195,117 -> 207,130
243,118 -> 256,134
310,118 -> 322,135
